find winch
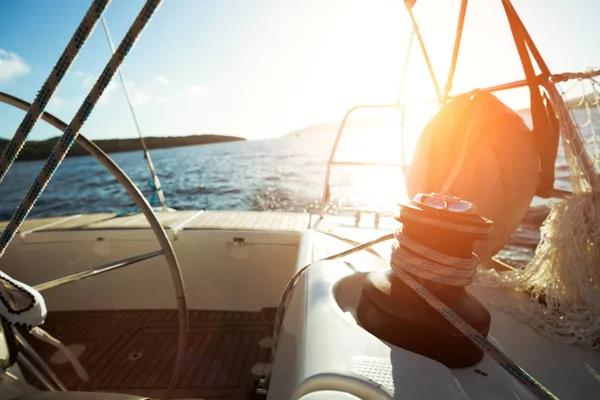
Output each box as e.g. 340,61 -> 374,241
357,192 -> 494,367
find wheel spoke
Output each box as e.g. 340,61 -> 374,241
34,250 -> 163,292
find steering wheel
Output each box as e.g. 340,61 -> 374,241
0,91 -> 188,399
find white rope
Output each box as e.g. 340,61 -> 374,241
391,229 -> 479,286
395,227 -> 478,267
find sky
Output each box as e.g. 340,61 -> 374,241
0,0 -> 599,141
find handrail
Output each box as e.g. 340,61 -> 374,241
316,71 -> 576,220
318,0 -> 585,221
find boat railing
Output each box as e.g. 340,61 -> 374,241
318,96 -> 445,219
318,104 -> 410,219
317,71 -> 580,220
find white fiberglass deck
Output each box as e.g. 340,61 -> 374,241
0,210 -> 598,399
0,210 -> 312,313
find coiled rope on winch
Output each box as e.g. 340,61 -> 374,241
391,228 -> 479,286
272,196 -> 558,400
389,196 -> 557,399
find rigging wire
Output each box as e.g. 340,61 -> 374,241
397,30 -> 414,172
443,0 -> 468,100
100,15 -> 168,212
0,2 -> 162,266
396,30 -> 414,106
0,3 -> 187,397
403,2 -> 443,105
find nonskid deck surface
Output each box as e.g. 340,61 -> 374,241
26,309 -> 276,399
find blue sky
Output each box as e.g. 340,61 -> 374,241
0,0 -> 599,141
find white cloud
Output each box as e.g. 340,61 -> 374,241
131,91 -> 152,106
69,71 -> 196,109
186,84 -> 207,104
124,81 -> 152,106
74,71 -> 94,89
153,75 -> 170,86
156,95 -> 174,103
0,49 -> 31,82
49,96 -> 64,108
82,76 -> 94,89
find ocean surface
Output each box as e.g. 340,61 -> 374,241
0,108 -> 595,265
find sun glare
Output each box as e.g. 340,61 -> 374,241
327,103 -> 439,212
311,0 -> 543,213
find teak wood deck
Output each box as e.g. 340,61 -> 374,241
27,309 -> 276,399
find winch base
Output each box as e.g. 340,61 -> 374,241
357,269 -> 490,368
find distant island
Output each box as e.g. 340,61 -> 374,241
0,134 -> 245,162
565,92 -> 596,109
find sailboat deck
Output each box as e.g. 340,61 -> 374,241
27,309 -> 276,399
1,210 -> 310,235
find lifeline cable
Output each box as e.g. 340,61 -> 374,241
0,0 -> 163,258
271,232 -> 395,363
0,0 -> 111,184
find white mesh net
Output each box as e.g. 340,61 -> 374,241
476,68 -> 600,349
